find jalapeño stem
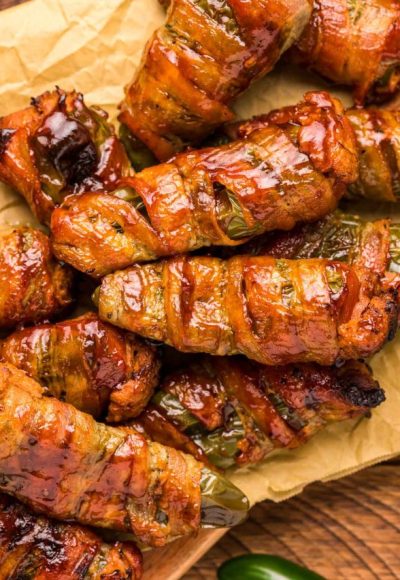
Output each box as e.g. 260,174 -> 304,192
200,467 -> 249,528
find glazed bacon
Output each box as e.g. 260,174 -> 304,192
0,227 -> 72,328
51,92 -> 358,277
0,89 -> 131,224
95,254 -> 398,366
234,212 -> 400,331
133,357 -> 385,469
0,363 -> 248,548
1,304 -> 384,472
119,0 -> 311,161
346,108 -> 400,202
0,313 -> 160,423
0,494 -> 142,579
236,212 -> 392,284
220,104 -> 400,202
0,363 -> 200,548
289,0 -> 400,104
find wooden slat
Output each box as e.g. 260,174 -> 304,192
143,529 -> 227,579
185,465 -> 400,579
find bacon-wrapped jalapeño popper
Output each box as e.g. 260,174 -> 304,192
2,319 -> 384,476
131,357 -> 384,470
226,211 -> 400,333
94,253 -> 398,366
119,0 -> 312,163
289,0 -> 400,105
0,494 -> 143,579
0,226 -> 73,328
0,313 -> 159,423
0,363 -> 249,548
346,108 -> 400,202
51,92 -> 358,277
215,102 -> 400,202
236,211 -> 398,271
0,89 -> 132,224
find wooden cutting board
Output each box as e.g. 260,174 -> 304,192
142,530 -> 227,579
186,463 -> 400,580
144,463 -> 400,580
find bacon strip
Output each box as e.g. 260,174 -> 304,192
0,493 -> 142,579
289,0 -> 400,104
119,0 -> 311,160
0,313 -> 160,423
96,254 -> 397,365
0,363 -> 202,548
133,357 -> 385,469
0,89 -> 131,223
51,92 -> 357,277
218,104 -> 400,202
0,227 -> 72,328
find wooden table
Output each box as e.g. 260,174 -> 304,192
1,1 -> 399,578
186,464 -> 400,579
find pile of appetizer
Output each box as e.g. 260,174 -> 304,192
0,0 -> 399,577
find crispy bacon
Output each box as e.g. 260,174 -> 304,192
96,254 -> 397,365
0,363 -> 248,548
0,493 -> 142,579
51,92 -> 358,277
217,104 -> 400,202
231,212 -> 400,327
289,0 -> 400,104
0,304 -> 383,473
119,0 -> 311,161
346,108 -> 400,201
0,89 -> 131,224
0,313 -> 160,423
0,227 -> 73,328
133,357 -> 385,469
236,212 -> 391,282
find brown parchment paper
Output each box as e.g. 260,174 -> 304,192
0,0 -> 399,507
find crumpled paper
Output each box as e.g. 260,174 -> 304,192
0,0 -> 400,507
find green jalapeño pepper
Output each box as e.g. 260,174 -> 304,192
217,555 -> 325,580
119,124 -> 158,171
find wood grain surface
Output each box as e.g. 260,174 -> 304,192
1,1 -> 400,579
184,464 -> 400,579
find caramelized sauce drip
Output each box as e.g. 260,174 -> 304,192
33,111 -> 97,195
